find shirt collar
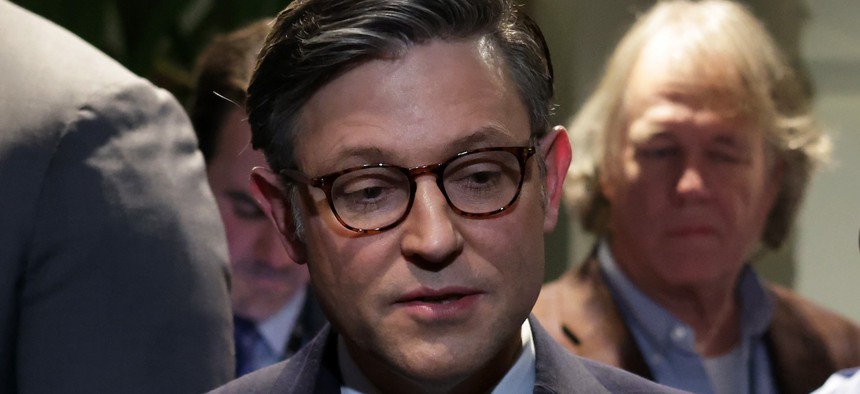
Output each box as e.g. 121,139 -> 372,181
338,319 -> 536,394
493,319 -> 536,394
258,286 -> 308,355
736,262 -> 773,337
597,238 -> 773,353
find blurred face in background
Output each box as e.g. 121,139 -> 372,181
208,108 -> 310,322
601,33 -> 782,296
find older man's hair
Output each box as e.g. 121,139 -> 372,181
566,0 -> 830,249
190,19 -> 272,162
247,0 -> 554,173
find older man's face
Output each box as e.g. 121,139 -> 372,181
601,36 -> 782,294
253,38 -> 568,391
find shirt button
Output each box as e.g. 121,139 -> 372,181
671,326 -> 688,343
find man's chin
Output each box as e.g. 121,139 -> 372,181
231,289 -> 294,318
233,300 -> 294,321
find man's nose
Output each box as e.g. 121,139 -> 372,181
674,160 -> 711,201
399,177 -> 463,269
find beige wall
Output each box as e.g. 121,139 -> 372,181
530,0 -> 860,323
794,0 -> 860,324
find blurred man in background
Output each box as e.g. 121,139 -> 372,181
190,19 -> 326,377
533,1 -> 860,393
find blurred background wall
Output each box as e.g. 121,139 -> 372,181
12,0 -> 858,322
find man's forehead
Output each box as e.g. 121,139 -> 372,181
290,39 -> 530,173
625,107 -> 757,144
628,32 -> 749,115
331,124 -> 516,156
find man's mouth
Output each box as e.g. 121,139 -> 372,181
411,294 -> 466,304
397,287 -> 481,304
394,287 -> 484,321
666,225 -> 717,237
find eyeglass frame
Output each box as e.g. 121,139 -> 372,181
280,145 -> 537,234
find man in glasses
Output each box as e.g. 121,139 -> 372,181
211,0 -> 679,393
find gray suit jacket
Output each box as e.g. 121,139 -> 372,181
211,316 -> 686,393
0,2 -> 234,392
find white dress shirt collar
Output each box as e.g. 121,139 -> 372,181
338,319 -> 536,394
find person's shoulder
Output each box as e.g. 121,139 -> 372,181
533,257 -> 616,357
211,325 -> 336,394
535,257 -> 601,313
530,316 -> 683,393
209,362 -> 287,394
0,1 -> 168,160
0,1 -> 141,105
578,356 -> 688,393
768,283 -> 860,337
768,283 -> 860,366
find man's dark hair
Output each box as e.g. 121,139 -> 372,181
190,19 -> 272,162
247,0 -> 554,172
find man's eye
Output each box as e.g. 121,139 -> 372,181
466,171 -> 500,186
334,171 -> 407,214
233,199 -> 265,219
707,149 -> 746,164
450,169 -> 503,191
341,184 -> 391,203
636,146 -> 680,159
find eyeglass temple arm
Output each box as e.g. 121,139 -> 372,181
279,168 -> 313,186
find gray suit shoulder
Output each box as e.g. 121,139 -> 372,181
579,356 -> 689,393
0,2 -> 233,392
0,1 -> 141,101
209,362 -> 286,394
0,0 -> 173,156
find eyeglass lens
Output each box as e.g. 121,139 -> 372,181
329,150 -> 524,230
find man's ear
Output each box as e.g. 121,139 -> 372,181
539,126 -> 572,233
763,155 -> 785,212
599,167 -> 616,202
250,167 -> 308,264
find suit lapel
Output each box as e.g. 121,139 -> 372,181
273,325 -> 341,394
284,288 -> 329,358
531,316 -> 610,393
536,258 -> 653,379
766,286 -> 837,394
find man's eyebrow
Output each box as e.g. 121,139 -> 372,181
709,134 -> 757,156
711,134 -> 743,147
629,126 -> 675,144
645,131 -> 674,141
327,126 -> 519,163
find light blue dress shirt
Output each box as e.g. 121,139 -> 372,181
598,240 -> 778,394
244,287 -> 308,372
